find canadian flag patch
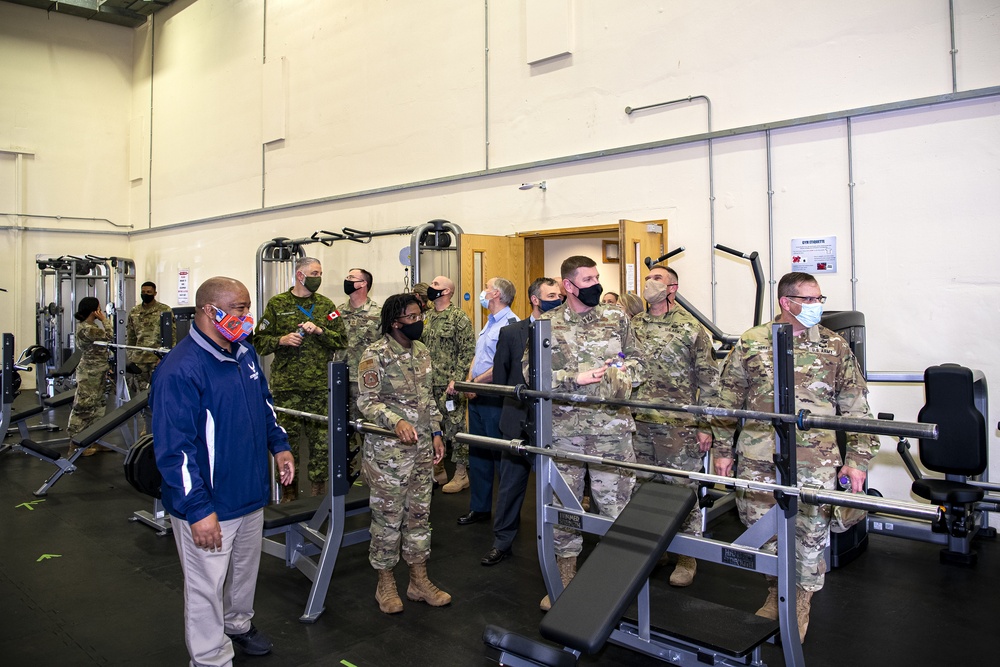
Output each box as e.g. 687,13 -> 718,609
327,310 -> 340,321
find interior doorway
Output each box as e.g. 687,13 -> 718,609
521,219 -> 666,297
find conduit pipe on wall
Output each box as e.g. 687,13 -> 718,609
0,213 -> 132,229
847,117 -> 858,310
949,0 -> 958,93
625,95 -> 717,320
765,130 -> 775,321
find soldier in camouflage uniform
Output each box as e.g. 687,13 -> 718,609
332,268 -> 382,466
534,256 -> 642,611
126,281 -> 174,395
411,282 -> 431,312
68,297 -> 113,455
632,265 -> 719,587
421,275 -> 476,487
357,293 -> 451,614
712,272 -> 877,643
255,258 -> 347,499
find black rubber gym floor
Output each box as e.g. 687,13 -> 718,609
3,399 -> 997,666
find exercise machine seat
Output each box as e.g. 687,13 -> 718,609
482,625 -> 577,667
914,364 -> 986,505
912,478 -> 983,505
540,483 -> 696,654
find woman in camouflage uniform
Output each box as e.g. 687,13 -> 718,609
357,293 -> 451,614
67,296 -> 113,455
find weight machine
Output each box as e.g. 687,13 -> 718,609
254,219 -> 464,324
34,255 -> 135,405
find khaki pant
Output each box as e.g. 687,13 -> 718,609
172,509 -> 264,667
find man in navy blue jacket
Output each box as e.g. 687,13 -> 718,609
153,276 -> 294,667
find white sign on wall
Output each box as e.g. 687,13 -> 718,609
177,268 -> 190,305
791,236 -> 837,273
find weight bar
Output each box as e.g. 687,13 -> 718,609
94,342 -> 171,355
272,406 -> 397,440
452,381 -> 937,441
455,432 -> 945,525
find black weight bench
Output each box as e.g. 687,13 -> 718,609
485,483 -> 701,666
261,481 -> 372,623
44,389 -> 76,408
18,390 -> 149,496
6,395 -> 73,439
8,404 -> 46,439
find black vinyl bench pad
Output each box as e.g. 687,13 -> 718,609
540,482 -> 696,654
71,390 -> 148,448
10,405 -> 45,422
621,586 -> 779,658
263,489 -> 371,531
483,624 -> 577,667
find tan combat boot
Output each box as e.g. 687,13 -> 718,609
669,555 -> 697,587
540,555 -> 577,611
375,569 -> 403,614
442,464 -> 469,493
433,462 -> 448,486
280,484 -> 298,504
755,577 -> 779,620
796,587 -> 813,642
406,562 -> 452,606
311,480 -> 327,497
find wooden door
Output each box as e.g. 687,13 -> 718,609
619,219 -> 666,294
457,234 -> 528,330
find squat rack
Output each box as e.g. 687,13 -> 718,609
456,319 -> 940,667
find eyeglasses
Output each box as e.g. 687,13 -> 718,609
396,313 -> 424,322
786,295 -> 827,304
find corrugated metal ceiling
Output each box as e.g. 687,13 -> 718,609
1,0 -> 175,29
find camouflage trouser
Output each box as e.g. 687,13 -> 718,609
633,420 -> 703,537
67,380 -> 109,438
126,361 -> 158,396
552,433 -> 636,558
735,458 -> 836,592
273,390 -> 329,483
348,384 -> 363,453
433,385 -> 468,466
362,435 -> 434,570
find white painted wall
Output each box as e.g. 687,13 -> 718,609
542,237 -> 622,297
3,0 -> 1000,516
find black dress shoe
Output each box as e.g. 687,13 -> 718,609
226,624 -> 273,656
481,547 -> 511,566
457,510 -> 491,525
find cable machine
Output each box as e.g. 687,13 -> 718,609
255,220 -> 465,325
35,255 -> 135,399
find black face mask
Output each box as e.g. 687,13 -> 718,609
399,321 -> 424,341
426,286 -> 445,302
572,281 -> 603,308
140,294 -> 155,305
538,298 -> 562,313
344,279 -> 360,296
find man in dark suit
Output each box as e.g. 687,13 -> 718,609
481,278 -> 564,566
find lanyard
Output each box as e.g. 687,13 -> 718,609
296,303 -> 315,320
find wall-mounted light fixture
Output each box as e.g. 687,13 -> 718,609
519,181 -> 547,191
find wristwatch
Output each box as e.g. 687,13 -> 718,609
432,431 -> 444,438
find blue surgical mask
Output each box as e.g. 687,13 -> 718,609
795,302 -> 823,329
479,290 -> 490,309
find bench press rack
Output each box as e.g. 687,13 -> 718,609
457,320 -> 942,667
262,362 -> 373,623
